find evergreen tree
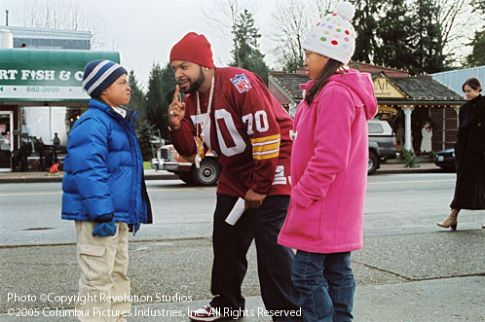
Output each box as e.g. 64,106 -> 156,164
128,70 -> 145,112
374,0 -> 415,70
142,63 -> 176,148
466,31 -> 485,67
475,0 -> 485,13
128,70 -> 154,160
145,64 -> 165,139
469,0 -> 485,66
159,63 -> 176,140
350,0 -> 383,63
137,119 -> 156,161
231,9 -> 269,83
409,0 -> 447,73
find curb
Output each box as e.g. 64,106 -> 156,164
0,174 -> 180,184
0,166 -> 447,184
375,167 -> 444,175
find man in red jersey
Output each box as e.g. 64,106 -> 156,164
168,32 -> 300,321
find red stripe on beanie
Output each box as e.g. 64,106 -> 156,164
170,32 -> 214,68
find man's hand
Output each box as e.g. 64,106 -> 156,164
244,189 -> 266,209
168,85 -> 185,130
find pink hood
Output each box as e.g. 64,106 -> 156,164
278,69 -> 377,253
300,69 -> 378,120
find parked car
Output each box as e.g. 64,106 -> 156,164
367,119 -> 398,175
434,147 -> 456,171
152,144 -> 220,186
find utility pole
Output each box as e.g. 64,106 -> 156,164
5,10 -> 9,26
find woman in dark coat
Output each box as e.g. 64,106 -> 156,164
438,78 -> 485,230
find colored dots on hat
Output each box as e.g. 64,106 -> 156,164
345,37 -> 349,42
337,28 -> 342,32
345,30 -> 350,35
331,40 -> 338,45
320,36 -> 327,42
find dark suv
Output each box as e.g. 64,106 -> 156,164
368,119 -> 398,174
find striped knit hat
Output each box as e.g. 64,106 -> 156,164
82,60 -> 127,98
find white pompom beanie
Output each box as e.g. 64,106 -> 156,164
302,2 -> 356,65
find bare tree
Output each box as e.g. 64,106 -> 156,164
270,0 -> 337,72
433,0 -> 468,51
310,0 -> 337,20
201,0 -> 241,38
23,0 -> 90,31
20,0 -> 115,50
270,0 -> 308,72
429,0 -> 482,65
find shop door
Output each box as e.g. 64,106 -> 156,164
0,111 -> 13,171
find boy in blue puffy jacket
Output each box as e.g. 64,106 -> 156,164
61,59 -> 152,322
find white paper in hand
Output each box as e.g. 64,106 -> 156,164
225,198 -> 246,226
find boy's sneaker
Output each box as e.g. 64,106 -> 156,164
189,305 -> 241,321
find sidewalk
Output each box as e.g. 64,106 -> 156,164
2,276 -> 483,321
0,162 -> 443,184
377,161 -> 442,174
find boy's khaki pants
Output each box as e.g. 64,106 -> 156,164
75,221 -> 131,322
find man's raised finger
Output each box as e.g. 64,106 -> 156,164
172,85 -> 180,103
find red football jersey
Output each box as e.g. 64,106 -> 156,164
171,67 -> 292,197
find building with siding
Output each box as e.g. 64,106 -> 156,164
7,26 -> 92,50
431,66 -> 485,95
269,63 -> 465,154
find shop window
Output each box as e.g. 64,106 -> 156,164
20,106 -> 84,148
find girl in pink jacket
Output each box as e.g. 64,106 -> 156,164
277,2 -> 378,321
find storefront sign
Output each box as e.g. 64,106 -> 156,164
0,69 -> 84,83
0,49 -> 120,101
0,85 -> 87,99
373,76 -> 406,99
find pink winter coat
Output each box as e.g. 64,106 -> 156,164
277,69 -> 378,254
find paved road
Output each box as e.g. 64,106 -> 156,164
1,173 -> 483,245
1,173 -> 484,321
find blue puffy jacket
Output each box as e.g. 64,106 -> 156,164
61,99 -> 152,226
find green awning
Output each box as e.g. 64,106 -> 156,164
0,48 -> 120,102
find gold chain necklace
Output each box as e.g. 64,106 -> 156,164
194,75 -> 215,167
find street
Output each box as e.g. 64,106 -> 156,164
1,173 -> 485,321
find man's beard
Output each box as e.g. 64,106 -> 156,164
179,67 -> 205,94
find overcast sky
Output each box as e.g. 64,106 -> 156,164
0,0 -> 285,88
0,0 -> 479,89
